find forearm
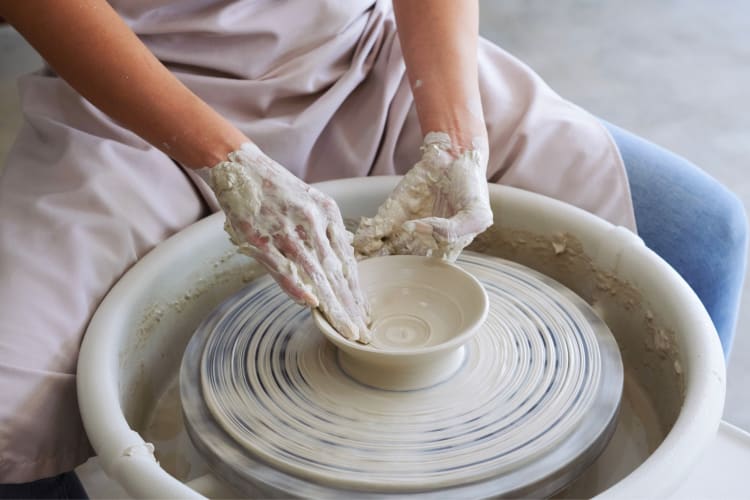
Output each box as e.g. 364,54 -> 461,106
392,0 -> 485,153
1,0 -> 247,169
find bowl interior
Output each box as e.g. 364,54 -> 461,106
316,255 -> 489,354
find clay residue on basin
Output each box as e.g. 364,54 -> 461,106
118,249 -> 266,431
469,227 -> 684,435
142,375 -> 210,483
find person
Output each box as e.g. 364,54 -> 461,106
0,0 -> 745,497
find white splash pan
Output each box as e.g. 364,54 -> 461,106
77,177 -> 725,499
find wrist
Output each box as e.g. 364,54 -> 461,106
422,126 -> 488,162
196,141 -> 260,185
202,140 -> 294,189
417,103 -> 486,154
179,128 -> 250,170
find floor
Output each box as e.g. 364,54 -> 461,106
0,0 -> 748,463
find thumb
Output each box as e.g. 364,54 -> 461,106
405,208 -> 492,246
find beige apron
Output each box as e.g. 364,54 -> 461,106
0,0 -> 634,481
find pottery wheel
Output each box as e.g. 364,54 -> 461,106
180,252 -> 623,498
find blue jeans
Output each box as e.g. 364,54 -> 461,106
605,122 -> 748,357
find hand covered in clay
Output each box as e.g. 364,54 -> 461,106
205,143 -> 371,342
354,132 -> 493,261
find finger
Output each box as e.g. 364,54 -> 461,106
352,216 -> 383,256
401,215 -> 486,261
352,168 -> 431,254
321,206 -> 370,313
321,252 -> 370,343
445,198 -> 494,237
379,227 -> 439,258
309,194 -> 371,325
327,224 -> 370,314
357,206 -> 393,238
243,245 -> 318,307
309,223 -> 371,342
274,232 -> 362,342
325,223 -> 371,339
407,207 -> 492,246
235,220 -> 319,305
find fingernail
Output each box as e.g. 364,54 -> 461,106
305,292 -> 320,308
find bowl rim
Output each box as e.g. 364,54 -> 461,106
313,254 -> 490,357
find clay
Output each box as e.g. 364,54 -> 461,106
313,255 -> 488,390
469,227 -> 684,431
334,255 -> 486,349
188,252 -> 621,494
354,132 -> 492,261
119,249 -> 266,426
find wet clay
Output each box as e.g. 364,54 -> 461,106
119,249 -> 266,428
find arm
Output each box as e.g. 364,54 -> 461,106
0,0 -> 246,169
353,0 -> 492,260
1,1 -> 370,341
392,0 -> 485,152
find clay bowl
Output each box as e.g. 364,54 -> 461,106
313,255 -> 489,391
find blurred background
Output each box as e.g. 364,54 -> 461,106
1,0 -> 748,429
477,0 -> 749,430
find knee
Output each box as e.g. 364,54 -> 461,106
710,188 -> 748,261
701,189 -> 747,355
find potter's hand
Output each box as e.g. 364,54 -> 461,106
205,143 -> 370,342
354,132 -> 493,261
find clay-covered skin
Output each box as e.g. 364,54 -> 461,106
354,132 -> 493,261
207,143 -> 371,343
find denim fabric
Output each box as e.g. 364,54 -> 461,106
605,122 -> 748,357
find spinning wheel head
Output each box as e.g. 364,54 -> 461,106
180,251 -> 623,498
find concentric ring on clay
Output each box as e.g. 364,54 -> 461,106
181,252 -> 623,497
